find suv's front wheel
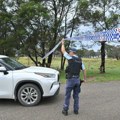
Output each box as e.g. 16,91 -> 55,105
17,83 -> 41,106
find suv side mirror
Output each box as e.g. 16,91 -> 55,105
0,66 -> 8,75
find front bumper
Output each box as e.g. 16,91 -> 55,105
53,84 -> 60,96
43,82 -> 60,97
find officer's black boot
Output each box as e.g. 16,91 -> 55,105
74,110 -> 78,115
62,109 -> 68,116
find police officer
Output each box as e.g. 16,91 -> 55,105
61,38 -> 86,115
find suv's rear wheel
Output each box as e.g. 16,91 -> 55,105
17,83 -> 41,106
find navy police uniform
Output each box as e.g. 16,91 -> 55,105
63,51 -> 85,114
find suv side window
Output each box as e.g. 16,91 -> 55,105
0,63 -> 3,67
0,61 -> 10,71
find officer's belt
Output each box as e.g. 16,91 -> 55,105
71,75 -> 79,78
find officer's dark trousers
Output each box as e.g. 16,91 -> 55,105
63,77 -> 81,111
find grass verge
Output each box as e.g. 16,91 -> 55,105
18,57 -> 120,84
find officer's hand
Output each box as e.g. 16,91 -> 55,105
61,38 -> 64,45
83,79 -> 86,83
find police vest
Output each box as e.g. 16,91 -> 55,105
65,56 -> 82,76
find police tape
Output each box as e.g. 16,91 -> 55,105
42,41 -> 62,60
65,28 -> 120,42
42,28 -> 120,59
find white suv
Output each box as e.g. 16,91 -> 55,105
0,55 -> 60,106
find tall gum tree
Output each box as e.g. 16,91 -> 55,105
43,0 -> 79,67
77,0 -> 120,73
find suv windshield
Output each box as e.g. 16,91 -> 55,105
1,57 -> 26,70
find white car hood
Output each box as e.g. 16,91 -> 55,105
22,66 -> 59,74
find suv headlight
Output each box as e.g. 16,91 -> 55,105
35,72 -> 56,78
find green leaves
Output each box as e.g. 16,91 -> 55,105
0,0 -> 120,67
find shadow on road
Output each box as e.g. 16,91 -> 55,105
0,93 -> 64,107
40,93 -> 64,105
0,99 -> 19,106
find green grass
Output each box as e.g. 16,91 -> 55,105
84,58 -> 120,82
18,57 -> 120,83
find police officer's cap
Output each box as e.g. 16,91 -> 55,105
69,48 -> 77,53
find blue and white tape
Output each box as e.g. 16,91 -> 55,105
42,41 -> 62,60
42,28 -> 120,59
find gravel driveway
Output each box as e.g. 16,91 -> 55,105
0,81 -> 120,120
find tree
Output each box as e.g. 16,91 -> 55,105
0,0 -> 15,56
0,0 -> 52,66
0,0 -> 82,68
77,0 -> 120,73
43,0 -> 80,67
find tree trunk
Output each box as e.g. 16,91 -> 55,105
61,54 -> 66,70
100,41 -> 106,73
28,54 -> 38,66
42,59 -> 46,67
47,53 -> 53,67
